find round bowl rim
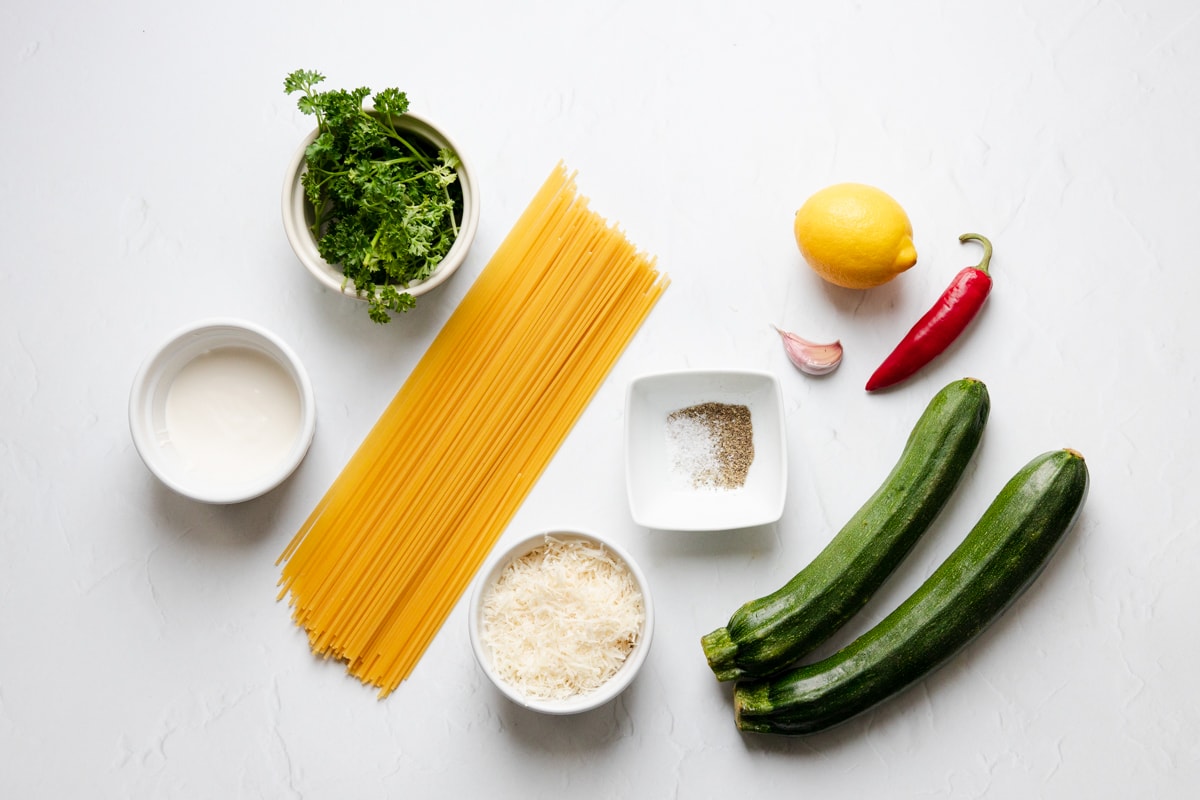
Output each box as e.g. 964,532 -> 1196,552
128,317 -> 317,504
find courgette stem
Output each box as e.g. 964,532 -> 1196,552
698,628 -> 739,682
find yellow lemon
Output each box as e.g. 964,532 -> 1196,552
794,183 -> 918,289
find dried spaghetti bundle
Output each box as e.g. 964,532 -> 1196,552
277,164 -> 668,697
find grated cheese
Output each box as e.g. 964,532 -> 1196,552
480,535 -> 645,701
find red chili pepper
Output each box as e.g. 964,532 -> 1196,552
865,233 -> 993,392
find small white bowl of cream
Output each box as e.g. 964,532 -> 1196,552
129,318 -> 316,504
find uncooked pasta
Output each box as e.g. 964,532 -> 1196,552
277,163 -> 668,697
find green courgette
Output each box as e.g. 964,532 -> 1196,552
702,378 -> 990,681
734,448 -> 1089,735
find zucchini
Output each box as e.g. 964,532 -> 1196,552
702,378 -> 989,681
734,448 -> 1089,735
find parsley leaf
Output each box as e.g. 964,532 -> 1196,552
285,69 -> 463,324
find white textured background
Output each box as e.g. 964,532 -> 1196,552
2,0 -> 1197,796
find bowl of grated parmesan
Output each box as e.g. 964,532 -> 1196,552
468,530 -> 654,715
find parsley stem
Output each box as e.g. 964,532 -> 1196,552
372,112 -> 434,170
444,186 -> 459,237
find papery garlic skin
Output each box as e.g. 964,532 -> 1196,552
773,325 -> 843,376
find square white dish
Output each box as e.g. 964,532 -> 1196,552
624,369 -> 787,531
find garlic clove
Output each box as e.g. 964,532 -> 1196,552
773,325 -> 843,376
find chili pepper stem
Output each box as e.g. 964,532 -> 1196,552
959,233 -> 993,275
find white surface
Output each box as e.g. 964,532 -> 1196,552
625,369 -> 786,530
1,0 -> 1197,796
469,531 -> 654,716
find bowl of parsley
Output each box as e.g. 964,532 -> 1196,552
281,70 -> 480,324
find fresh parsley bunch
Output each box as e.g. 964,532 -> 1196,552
285,70 -> 462,323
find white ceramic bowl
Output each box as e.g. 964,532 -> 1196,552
469,530 -> 654,715
281,111 -> 480,306
625,369 -> 787,531
128,318 -> 317,504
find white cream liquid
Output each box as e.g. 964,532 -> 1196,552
164,346 -> 302,487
